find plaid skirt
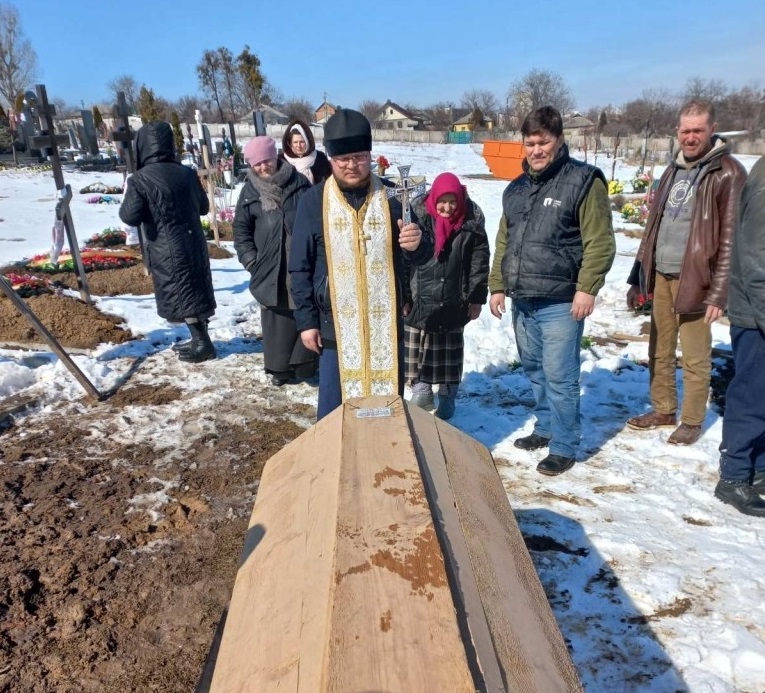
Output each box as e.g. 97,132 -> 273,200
403,324 -> 464,385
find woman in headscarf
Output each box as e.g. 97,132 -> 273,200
280,119 -> 331,185
233,136 -> 318,385
404,172 -> 490,419
119,121 -> 217,363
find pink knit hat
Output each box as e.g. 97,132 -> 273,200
243,136 -> 277,166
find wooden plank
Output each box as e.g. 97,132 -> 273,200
405,403 -> 505,692
432,418 -> 584,692
325,398 -> 474,692
209,405 -> 344,692
0,391 -> 40,421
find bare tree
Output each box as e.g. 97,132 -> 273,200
422,101 -> 456,130
197,50 -> 224,122
282,98 -> 314,124
621,88 -> 678,136
260,79 -> 283,108
106,74 -> 138,112
684,77 -> 728,104
358,99 -> 382,124
0,3 -> 39,109
174,94 -> 204,123
217,47 -> 238,120
507,69 -> 575,122
461,89 -> 498,117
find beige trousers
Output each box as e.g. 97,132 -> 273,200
648,273 -> 711,426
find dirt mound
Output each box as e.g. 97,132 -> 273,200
48,264 -> 155,296
0,294 -> 133,349
207,243 -> 233,260
0,385 -> 307,693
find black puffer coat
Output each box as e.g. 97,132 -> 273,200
232,161 -> 310,308
406,196 -> 490,332
119,121 -> 215,322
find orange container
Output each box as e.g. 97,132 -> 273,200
482,140 -> 525,181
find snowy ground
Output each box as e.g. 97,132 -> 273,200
0,144 -> 763,692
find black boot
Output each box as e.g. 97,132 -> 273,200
172,320 -> 208,354
178,321 -> 216,363
714,480 -> 765,517
752,470 -> 765,494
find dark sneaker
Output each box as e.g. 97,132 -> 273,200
627,411 -> 677,430
667,423 -> 702,446
714,480 -> 765,517
536,454 -> 576,476
513,433 -> 551,450
752,470 -> 765,494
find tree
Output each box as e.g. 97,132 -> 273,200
217,47 -> 239,120
507,69 -> 575,122
358,99 -> 382,125
106,74 -> 138,113
136,85 -> 166,124
282,98 -> 314,125
174,94 -> 205,123
684,77 -> 728,104
260,78 -> 283,108
236,45 -> 264,112
470,107 -> 485,130
621,89 -> 678,136
92,105 -> 103,128
461,89 -> 498,118
197,49 -> 224,121
422,102 -> 456,130
170,111 -> 183,158
0,3 -> 38,109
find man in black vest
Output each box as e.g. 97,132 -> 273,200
489,106 -> 615,476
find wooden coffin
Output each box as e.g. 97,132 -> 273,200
207,396 -> 582,693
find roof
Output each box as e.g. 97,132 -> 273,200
563,115 -> 595,129
452,111 -> 492,126
378,100 -> 422,121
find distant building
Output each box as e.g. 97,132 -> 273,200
563,114 -> 595,138
374,100 -> 425,131
314,101 -> 336,125
452,110 -> 494,133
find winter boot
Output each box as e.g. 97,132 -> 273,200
751,470 -> 765,494
409,381 -> 435,411
435,383 -> 457,420
714,480 -> 765,517
178,320 -> 216,363
172,319 -> 209,354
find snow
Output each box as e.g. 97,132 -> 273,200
1,144 -> 764,692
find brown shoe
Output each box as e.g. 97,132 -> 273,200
627,411 -> 677,430
668,423 -> 702,446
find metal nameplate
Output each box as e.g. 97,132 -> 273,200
356,407 -> 393,419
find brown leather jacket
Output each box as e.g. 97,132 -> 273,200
628,137 -> 747,314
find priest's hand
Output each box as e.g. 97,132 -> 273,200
301,329 -> 322,354
398,220 -> 422,251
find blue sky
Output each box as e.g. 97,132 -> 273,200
17,0 -> 765,112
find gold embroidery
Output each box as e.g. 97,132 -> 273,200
323,177 -> 398,399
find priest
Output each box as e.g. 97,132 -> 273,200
290,108 -> 432,419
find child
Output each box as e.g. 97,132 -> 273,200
405,172 -> 490,419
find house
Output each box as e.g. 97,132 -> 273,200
374,100 -> 425,131
451,110 -> 494,133
314,101 -> 336,125
563,114 -> 595,137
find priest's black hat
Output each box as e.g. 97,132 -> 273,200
323,108 -> 372,157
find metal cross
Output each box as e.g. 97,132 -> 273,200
385,165 -> 427,224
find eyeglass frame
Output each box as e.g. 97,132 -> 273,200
331,152 -> 371,167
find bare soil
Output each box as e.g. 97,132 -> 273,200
0,261 -> 313,692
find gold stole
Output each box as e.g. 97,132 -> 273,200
323,176 -> 399,399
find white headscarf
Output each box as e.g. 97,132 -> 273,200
284,124 -> 317,183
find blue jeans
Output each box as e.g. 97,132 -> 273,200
512,298 -> 584,458
719,326 -> 765,482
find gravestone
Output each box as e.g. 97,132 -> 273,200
75,124 -> 88,152
68,126 -> 79,150
80,110 -> 100,156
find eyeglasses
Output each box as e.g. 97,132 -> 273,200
332,153 -> 370,167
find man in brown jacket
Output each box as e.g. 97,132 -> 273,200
626,100 -> 746,445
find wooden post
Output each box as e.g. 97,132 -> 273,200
611,132 -> 620,182
0,276 -> 102,400
31,84 -> 92,304
195,111 -> 220,246
111,92 -> 149,275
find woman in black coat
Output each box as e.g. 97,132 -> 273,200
234,136 -> 317,385
119,121 -> 217,363
279,119 -> 331,185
